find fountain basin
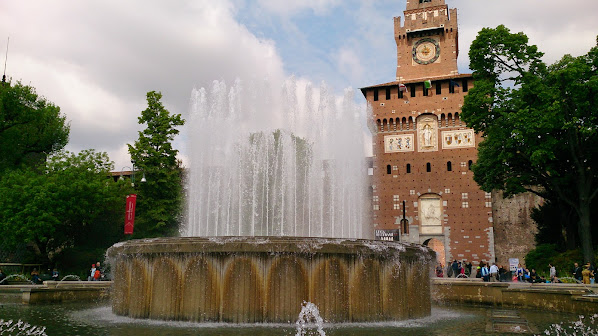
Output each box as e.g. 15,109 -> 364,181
107,237 -> 434,323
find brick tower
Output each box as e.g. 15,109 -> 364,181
361,0 -> 495,268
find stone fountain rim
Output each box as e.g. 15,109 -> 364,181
106,236 -> 434,258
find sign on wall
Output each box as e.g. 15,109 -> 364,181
375,229 -> 401,241
509,258 -> 519,272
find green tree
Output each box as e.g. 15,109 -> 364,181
128,91 -> 185,237
0,150 -> 129,267
462,25 -> 598,263
0,81 -> 70,173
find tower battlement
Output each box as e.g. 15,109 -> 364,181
392,2 -> 459,82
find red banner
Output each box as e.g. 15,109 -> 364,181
124,194 -> 137,235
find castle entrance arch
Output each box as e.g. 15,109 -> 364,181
423,238 -> 445,267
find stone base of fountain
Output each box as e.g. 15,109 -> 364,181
107,237 -> 434,323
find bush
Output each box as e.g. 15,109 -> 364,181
53,246 -> 108,280
524,244 -> 597,280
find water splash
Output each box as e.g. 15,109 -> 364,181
60,275 -> 82,281
0,319 -> 47,335
295,302 -> 326,336
185,78 -> 369,239
541,314 -> 598,335
0,274 -> 33,284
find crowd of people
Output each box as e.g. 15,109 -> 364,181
0,261 -> 105,285
89,261 -> 105,281
436,260 -> 597,284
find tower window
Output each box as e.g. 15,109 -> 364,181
410,84 -> 416,97
374,89 -> 379,101
426,162 -> 431,172
468,160 -> 473,170
462,79 -> 469,92
436,82 -> 442,95
449,81 -> 455,94
398,89 -> 404,99
387,165 -> 392,175
386,87 -> 391,100
406,164 -> 411,174
447,161 -> 452,171
423,86 -> 429,96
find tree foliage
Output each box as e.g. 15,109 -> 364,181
0,150 -> 130,266
462,25 -> 598,262
0,81 -> 70,173
128,91 -> 185,237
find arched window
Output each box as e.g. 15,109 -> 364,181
447,161 -> 452,171
426,162 -> 431,172
387,165 -> 392,175
455,112 -> 460,126
406,164 -> 411,174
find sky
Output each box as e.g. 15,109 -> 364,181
1,0 -> 596,170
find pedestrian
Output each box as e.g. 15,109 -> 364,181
481,263 -> 490,282
0,268 -> 6,285
436,263 -> 444,277
451,260 -> 459,278
89,264 -> 96,281
573,262 -> 583,282
549,264 -> 556,282
582,264 -> 592,285
30,268 -> 41,284
489,263 -> 499,282
465,262 -> 473,277
95,261 -> 103,280
516,264 -> 524,282
498,265 -> 508,282
52,269 -> 60,282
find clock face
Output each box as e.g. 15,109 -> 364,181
412,38 -> 440,65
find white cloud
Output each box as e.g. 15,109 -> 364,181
0,0 -> 286,169
335,47 -> 365,83
455,0 -> 598,71
257,0 -> 341,16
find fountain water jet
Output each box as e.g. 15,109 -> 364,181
107,78 -> 435,323
184,78 -> 368,238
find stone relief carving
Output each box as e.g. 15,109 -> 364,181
442,129 -> 475,149
417,115 -> 438,152
384,134 -> 415,153
419,196 -> 442,235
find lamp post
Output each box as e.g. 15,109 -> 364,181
119,160 -> 146,187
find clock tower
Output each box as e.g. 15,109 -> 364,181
360,0 -> 500,268
394,0 -> 459,81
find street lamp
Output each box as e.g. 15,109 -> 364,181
119,160 -> 147,187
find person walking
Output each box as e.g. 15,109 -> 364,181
89,264 -> 96,281
489,263 -> 499,282
451,260 -> 459,278
481,263 -> 490,282
573,262 -> 583,282
582,264 -> 592,285
549,264 -> 556,282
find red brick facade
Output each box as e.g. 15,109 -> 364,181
361,0 -> 495,267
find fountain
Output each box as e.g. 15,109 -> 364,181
107,78 -> 435,323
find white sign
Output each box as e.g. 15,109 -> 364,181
508,258 -> 519,272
